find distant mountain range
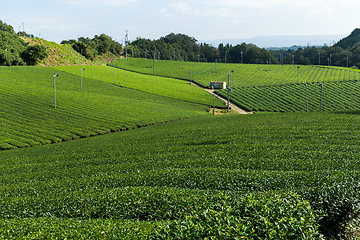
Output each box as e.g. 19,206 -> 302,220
203,34 -> 345,49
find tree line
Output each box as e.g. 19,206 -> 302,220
61,34 -> 122,60
0,20 -> 46,66
129,30 -> 360,69
3,18 -> 360,69
127,33 -> 277,64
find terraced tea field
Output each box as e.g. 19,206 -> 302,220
1,112 -> 360,239
217,80 -> 360,112
0,66 -> 224,150
111,58 -> 360,87
112,58 -> 360,112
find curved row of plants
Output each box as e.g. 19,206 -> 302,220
0,65 -> 222,150
110,58 -> 360,88
216,80 -> 360,112
1,113 -> 360,238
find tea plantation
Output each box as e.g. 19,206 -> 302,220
0,65 -> 225,150
1,62 -> 360,239
112,58 -> 360,112
1,112 -> 360,239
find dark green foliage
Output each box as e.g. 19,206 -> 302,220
61,34 -> 122,60
130,33 -> 219,62
0,20 -> 14,33
154,192 -> 321,239
0,31 -> 27,66
334,28 -> 360,50
21,44 -> 48,65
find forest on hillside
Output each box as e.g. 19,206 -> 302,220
2,19 -> 360,68
129,29 -> 360,68
0,20 -> 121,66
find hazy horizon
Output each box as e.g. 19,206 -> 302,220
0,0 -> 357,46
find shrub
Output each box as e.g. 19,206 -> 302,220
21,44 -> 48,65
153,192 -> 322,240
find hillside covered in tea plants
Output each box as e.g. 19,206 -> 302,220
0,65 -> 225,150
1,112 -> 360,239
112,58 -> 360,112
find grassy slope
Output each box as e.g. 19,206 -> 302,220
1,112 -> 360,238
54,65 -> 225,107
0,66 -> 214,150
22,37 -> 119,66
111,58 -> 360,88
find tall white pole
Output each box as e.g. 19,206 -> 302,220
53,74 -> 58,109
81,68 -> 85,91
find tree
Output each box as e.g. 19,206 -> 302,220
0,20 -> 14,34
0,31 -> 26,66
21,45 -> 48,65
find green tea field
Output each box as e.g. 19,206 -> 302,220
1,112 -> 360,239
0,65 -> 225,150
112,58 -> 360,112
111,58 -> 360,88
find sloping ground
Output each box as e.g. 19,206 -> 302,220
22,38 -> 119,66
0,66 -> 212,150
1,112 -> 360,238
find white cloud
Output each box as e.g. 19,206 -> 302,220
59,0 -> 138,7
169,2 -> 191,12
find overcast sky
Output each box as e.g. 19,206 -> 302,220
0,0 -> 358,46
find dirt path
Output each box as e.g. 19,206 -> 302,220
190,82 -> 252,114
